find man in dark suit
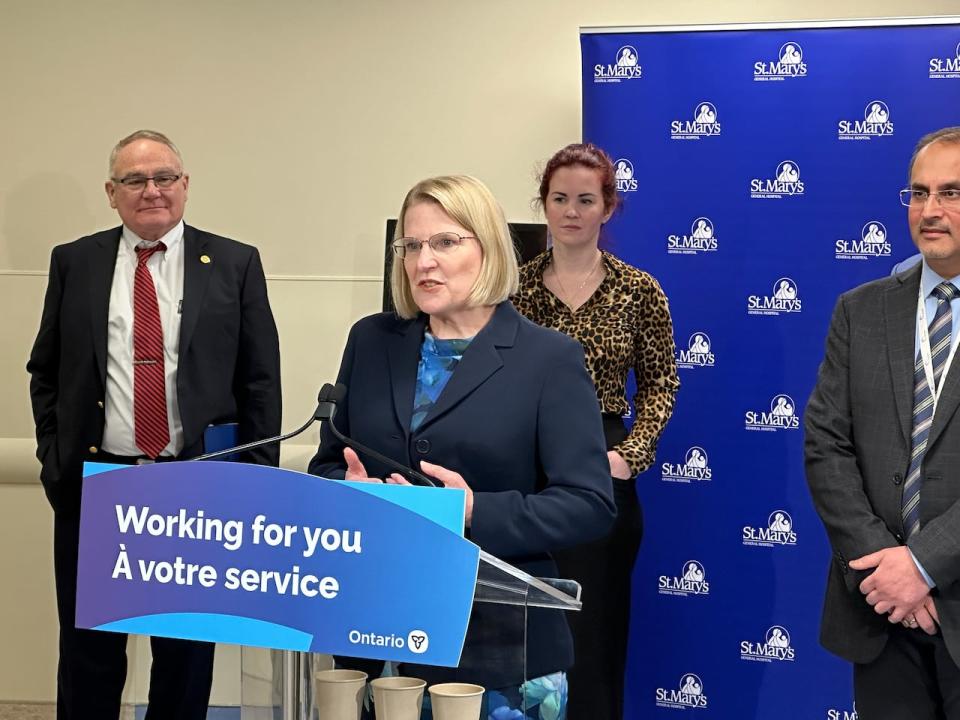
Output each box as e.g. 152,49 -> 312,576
806,126 -> 960,718
27,129 -> 281,719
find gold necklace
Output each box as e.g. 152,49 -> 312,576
552,251 -> 602,309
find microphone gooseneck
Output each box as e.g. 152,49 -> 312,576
193,384 -> 336,462
323,383 -> 440,488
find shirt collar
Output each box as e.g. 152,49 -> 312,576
121,220 -> 184,254
920,258 -> 960,298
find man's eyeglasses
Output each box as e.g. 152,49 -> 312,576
899,188 -> 960,207
392,232 -> 476,258
112,174 -> 184,191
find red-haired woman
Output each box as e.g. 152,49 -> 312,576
513,142 -> 680,719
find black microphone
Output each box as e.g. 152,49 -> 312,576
192,384 -> 337,462
322,382 -> 441,488
314,382 -> 341,422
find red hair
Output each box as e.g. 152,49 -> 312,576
537,142 -> 620,215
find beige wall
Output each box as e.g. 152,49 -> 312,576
1,0 -> 956,705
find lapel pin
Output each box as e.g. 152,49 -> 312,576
200,254 -> 211,264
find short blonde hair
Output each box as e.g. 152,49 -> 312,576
391,175 -> 519,319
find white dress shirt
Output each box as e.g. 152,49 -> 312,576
101,221 -> 185,457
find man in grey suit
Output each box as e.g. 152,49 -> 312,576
806,126 -> 960,718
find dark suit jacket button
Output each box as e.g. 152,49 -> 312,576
415,439 -> 430,454
97,401 -> 104,409
893,473 -> 903,485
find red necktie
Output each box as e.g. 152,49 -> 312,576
133,243 -> 169,458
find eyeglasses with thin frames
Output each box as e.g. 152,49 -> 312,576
392,232 -> 476,258
899,188 -> 960,208
111,174 -> 184,191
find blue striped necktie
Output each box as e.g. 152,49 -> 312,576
902,281 -> 960,538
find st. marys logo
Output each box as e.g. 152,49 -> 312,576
740,625 -> 796,663
745,394 -> 800,432
747,278 -> 802,315
929,41 -> 960,79
836,221 -> 892,260
826,702 -> 858,720
754,41 -> 807,81
656,673 -> 708,710
594,45 -> 643,83
750,161 -> 804,199
670,102 -> 721,140
838,101 -> 894,140
614,158 -> 638,192
743,510 -> 798,547
662,446 -> 712,483
658,560 -> 709,597
677,332 -> 715,369
668,217 -> 718,255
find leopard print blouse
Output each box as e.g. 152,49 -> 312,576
513,249 -> 679,476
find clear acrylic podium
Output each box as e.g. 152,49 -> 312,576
239,549 -> 581,719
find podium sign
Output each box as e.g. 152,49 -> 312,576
77,461 -> 478,667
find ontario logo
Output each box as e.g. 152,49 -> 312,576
836,221 -> 892,260
743,510 -> 798,547
594,45 -> 643,82
614,158 -> 638,192
348,628 -> 429,654
661,446 -> 712,483
668,217 -> 718,255
746,394 -> 800,432
750,160 -> 805,199
677,332 -> 715,369
754,41 -> 807,81
670,102 -> 721,140
929,41 -> 960,79
838,101 -> 894,140
747,277 -> 802,315
656,673 -> 708,710
658,560 -> 709,597
740,625 -> 796,663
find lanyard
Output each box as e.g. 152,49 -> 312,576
917,284 -> 959,414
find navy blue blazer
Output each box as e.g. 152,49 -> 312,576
308,301 -> 615,683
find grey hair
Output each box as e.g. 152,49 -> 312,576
109,130 -> 183,177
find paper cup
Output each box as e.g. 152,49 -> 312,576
370,676 -> 426,720
428,683 -> 484,720
314,669 -> 367,720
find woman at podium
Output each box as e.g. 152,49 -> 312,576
514,143 -> 680,720
308,175 -> 614,717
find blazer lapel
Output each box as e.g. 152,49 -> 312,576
179,225 -> 212,359
89,229 -> 122,387
417,302 -> 518,431
387,315 -> 427,436
886,266 -> 921,447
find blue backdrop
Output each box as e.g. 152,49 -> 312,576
581,19 -> 960,719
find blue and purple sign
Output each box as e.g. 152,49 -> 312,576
77,461 -> 479,667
